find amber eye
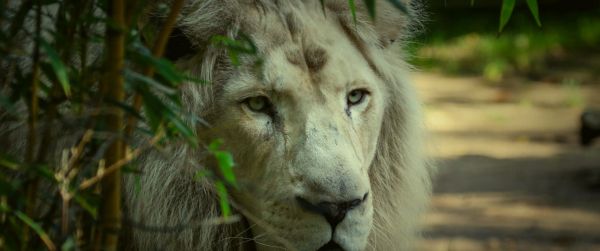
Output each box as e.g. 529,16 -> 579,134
347,89 -> 368,106
244,96 -> 271,113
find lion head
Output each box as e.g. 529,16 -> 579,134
125,1 -> 432,250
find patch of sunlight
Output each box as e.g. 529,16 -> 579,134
562,78 -> 584,108
426,193 -> 600,234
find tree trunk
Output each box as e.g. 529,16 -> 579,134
97,0 -> 126,250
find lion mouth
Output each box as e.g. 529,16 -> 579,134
317,240 -> 345,251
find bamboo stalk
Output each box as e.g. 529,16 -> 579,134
0,0 -> 6,28
22,0 -> 42,248
125,0 -> 185,136
95,0 -> 127,250
125,0 -> 140,28
25,0 -> 41,180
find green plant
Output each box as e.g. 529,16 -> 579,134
499,0 -> 541,33
410,6 -> 600,81
0,0 -> 215,249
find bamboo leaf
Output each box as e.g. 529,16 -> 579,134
214,151 -> 236,187
40,39 -> 71,97
152,58 -> 185,84
129,42 -> 185,85
133,175 -> 142,196
211,35 -> 257,54
164,111 -> 198,146
215,181 -> 231,218
348,0 -> 357,24
73,193 -> 98,219
33,164 -> 56,182
499,0 -> 516,33
15,210 -> 47,237
61,237 -> 76,251
209,139 -> 223,151
0,176 -> 18,196
387,0 -> 409,15
15,210 -> 57,250
141,92 -> 162,133
125,70 -> 177,95
103,98 -> 143,120
184,75 -> 211,85
319,0 -> 325,13
0,154 -> 20,170
525,0 -> 542,27
211,34 -> 258,66
363,0 -> 376,19
140,89 -> 197,146
0,94 -> 17,115
227,50 -> 240,66
208,139 -> 237,187
194,170 -> 212,180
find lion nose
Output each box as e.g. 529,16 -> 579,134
296,193 -> 368,228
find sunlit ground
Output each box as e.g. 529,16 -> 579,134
414,72 -> 600,251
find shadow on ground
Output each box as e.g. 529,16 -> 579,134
415,72 -> 600,251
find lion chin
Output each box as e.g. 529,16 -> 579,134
124,0 -> 433,250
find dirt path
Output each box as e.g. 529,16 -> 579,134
414,73 -> 600,251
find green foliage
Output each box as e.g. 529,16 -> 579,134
215,181 -> 232,218
192,139 -> 238,218
208,140 -> 238,188
348,0 -> 358,23
412,8 -> 600,81
364,0 -> 377,19
211,34 -> 258,66
14,210 -> 55,250
525,0 -> 542,27
499,0 -> 516,33
0,0 -> 243,249
40,39 -> 71,97
493,0 -> 542,32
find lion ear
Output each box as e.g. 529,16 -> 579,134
327,0 -> 414,47
164,26 -> 199,61
151,0 -> 239,62
368,0 -> 413,47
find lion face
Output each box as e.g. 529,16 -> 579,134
124,1 -> 431,250
201,5 -> 387,251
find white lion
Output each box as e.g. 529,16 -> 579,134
123,0 -> 433,250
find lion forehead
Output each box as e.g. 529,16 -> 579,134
240,2 -> 371,71
229,14 -> 380,99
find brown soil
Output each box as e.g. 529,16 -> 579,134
415,73 -> 600,251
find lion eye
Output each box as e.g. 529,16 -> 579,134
244,96 -> 271,113
347,89 -> 368,106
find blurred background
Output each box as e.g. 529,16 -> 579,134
412,1 -> 600,250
